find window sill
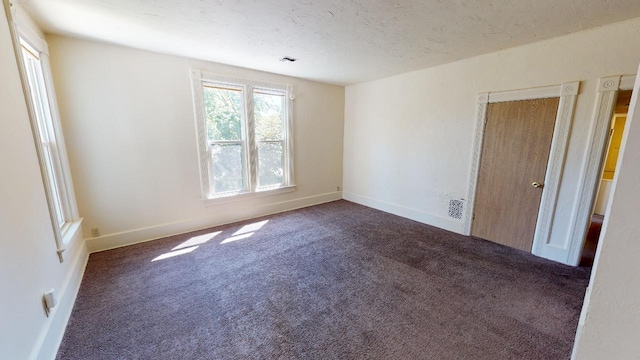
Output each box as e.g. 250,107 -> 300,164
60,218 -> 83,248
202,185 -> 296,206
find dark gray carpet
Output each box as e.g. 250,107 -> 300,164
57,200 -> 590,359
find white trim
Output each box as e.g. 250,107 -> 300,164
86,191 -> 342,253
465,82 -> 580,261
620,75 -> 636,91
565,74 -> 636,265
246,81 -> 257,191
202,185 -> 296,205
11,3 -> 45,54
531,83 -> 579,256
344,191 -> 465,234
60,218 -> 83,249
462,93 -> 489,234
284,84 -> 295,186
487,82 -> 579,104
487,83 -> 578,103
190,69 -> 211,198
598,76 -> 621,92
29,234 -> 88,360
196,70 -> 292,92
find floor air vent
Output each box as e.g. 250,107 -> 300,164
448,199 -> 464,220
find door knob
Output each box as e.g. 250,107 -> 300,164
532,182 -> 543,188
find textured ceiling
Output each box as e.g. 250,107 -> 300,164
17,0 -> 640,85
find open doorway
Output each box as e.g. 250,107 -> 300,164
580,90 -> 633,266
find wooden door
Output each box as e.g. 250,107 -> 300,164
472,97 -> 560,252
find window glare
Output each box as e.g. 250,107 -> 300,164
258,142 -> 284,187
211,143 -> 244,193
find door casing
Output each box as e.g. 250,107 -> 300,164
471,97 -> 560,252
565,75 -> 636,266
464,82 -> 579,261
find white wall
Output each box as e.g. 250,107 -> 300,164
344,17 -> 640,264
0,3 -> 87,359
571,62 -> 640,360
46,35 -> 345,251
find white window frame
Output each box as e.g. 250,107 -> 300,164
8,4 -> 82,261
191,70 -> 295,204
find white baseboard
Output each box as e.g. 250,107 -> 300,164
32,233 -> 89,360
86,191 -> 343,253
343,191 -> 465,234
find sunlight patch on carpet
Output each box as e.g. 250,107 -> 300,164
221,232 -> 254,244
233,220 -> 268,236
152,246 -> 199,262
172,231 -> 221,251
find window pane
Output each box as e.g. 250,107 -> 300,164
203,86 -> 243,141
258,142 -> 284,187
23,55 -> 50,143
211,144 -> 244,193
254,91 -> 284,141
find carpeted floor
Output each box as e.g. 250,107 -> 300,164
57,200 -> 591,359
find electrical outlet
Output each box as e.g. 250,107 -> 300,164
43,289 -> 56,317
337,186 -> 341,191
91,228 -> 101,237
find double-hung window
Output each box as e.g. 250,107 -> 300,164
21,41 -> 68,226
15,29 -> 81,259
191,71 -> 295,202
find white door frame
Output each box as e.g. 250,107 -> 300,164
565,75 -> 636,266
464,82 -> 580,259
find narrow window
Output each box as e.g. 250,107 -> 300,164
21,40 -> 69,228
10,8 -> 82,260
254,89 -> 286,188
204,85 -> 247,194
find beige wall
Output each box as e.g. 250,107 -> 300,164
0,3 -> 87,359
344,17 -> 640,265
46,35 -> 345,251
572,64 -> 640,360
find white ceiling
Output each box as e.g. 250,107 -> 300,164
17,0 -> 640,85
